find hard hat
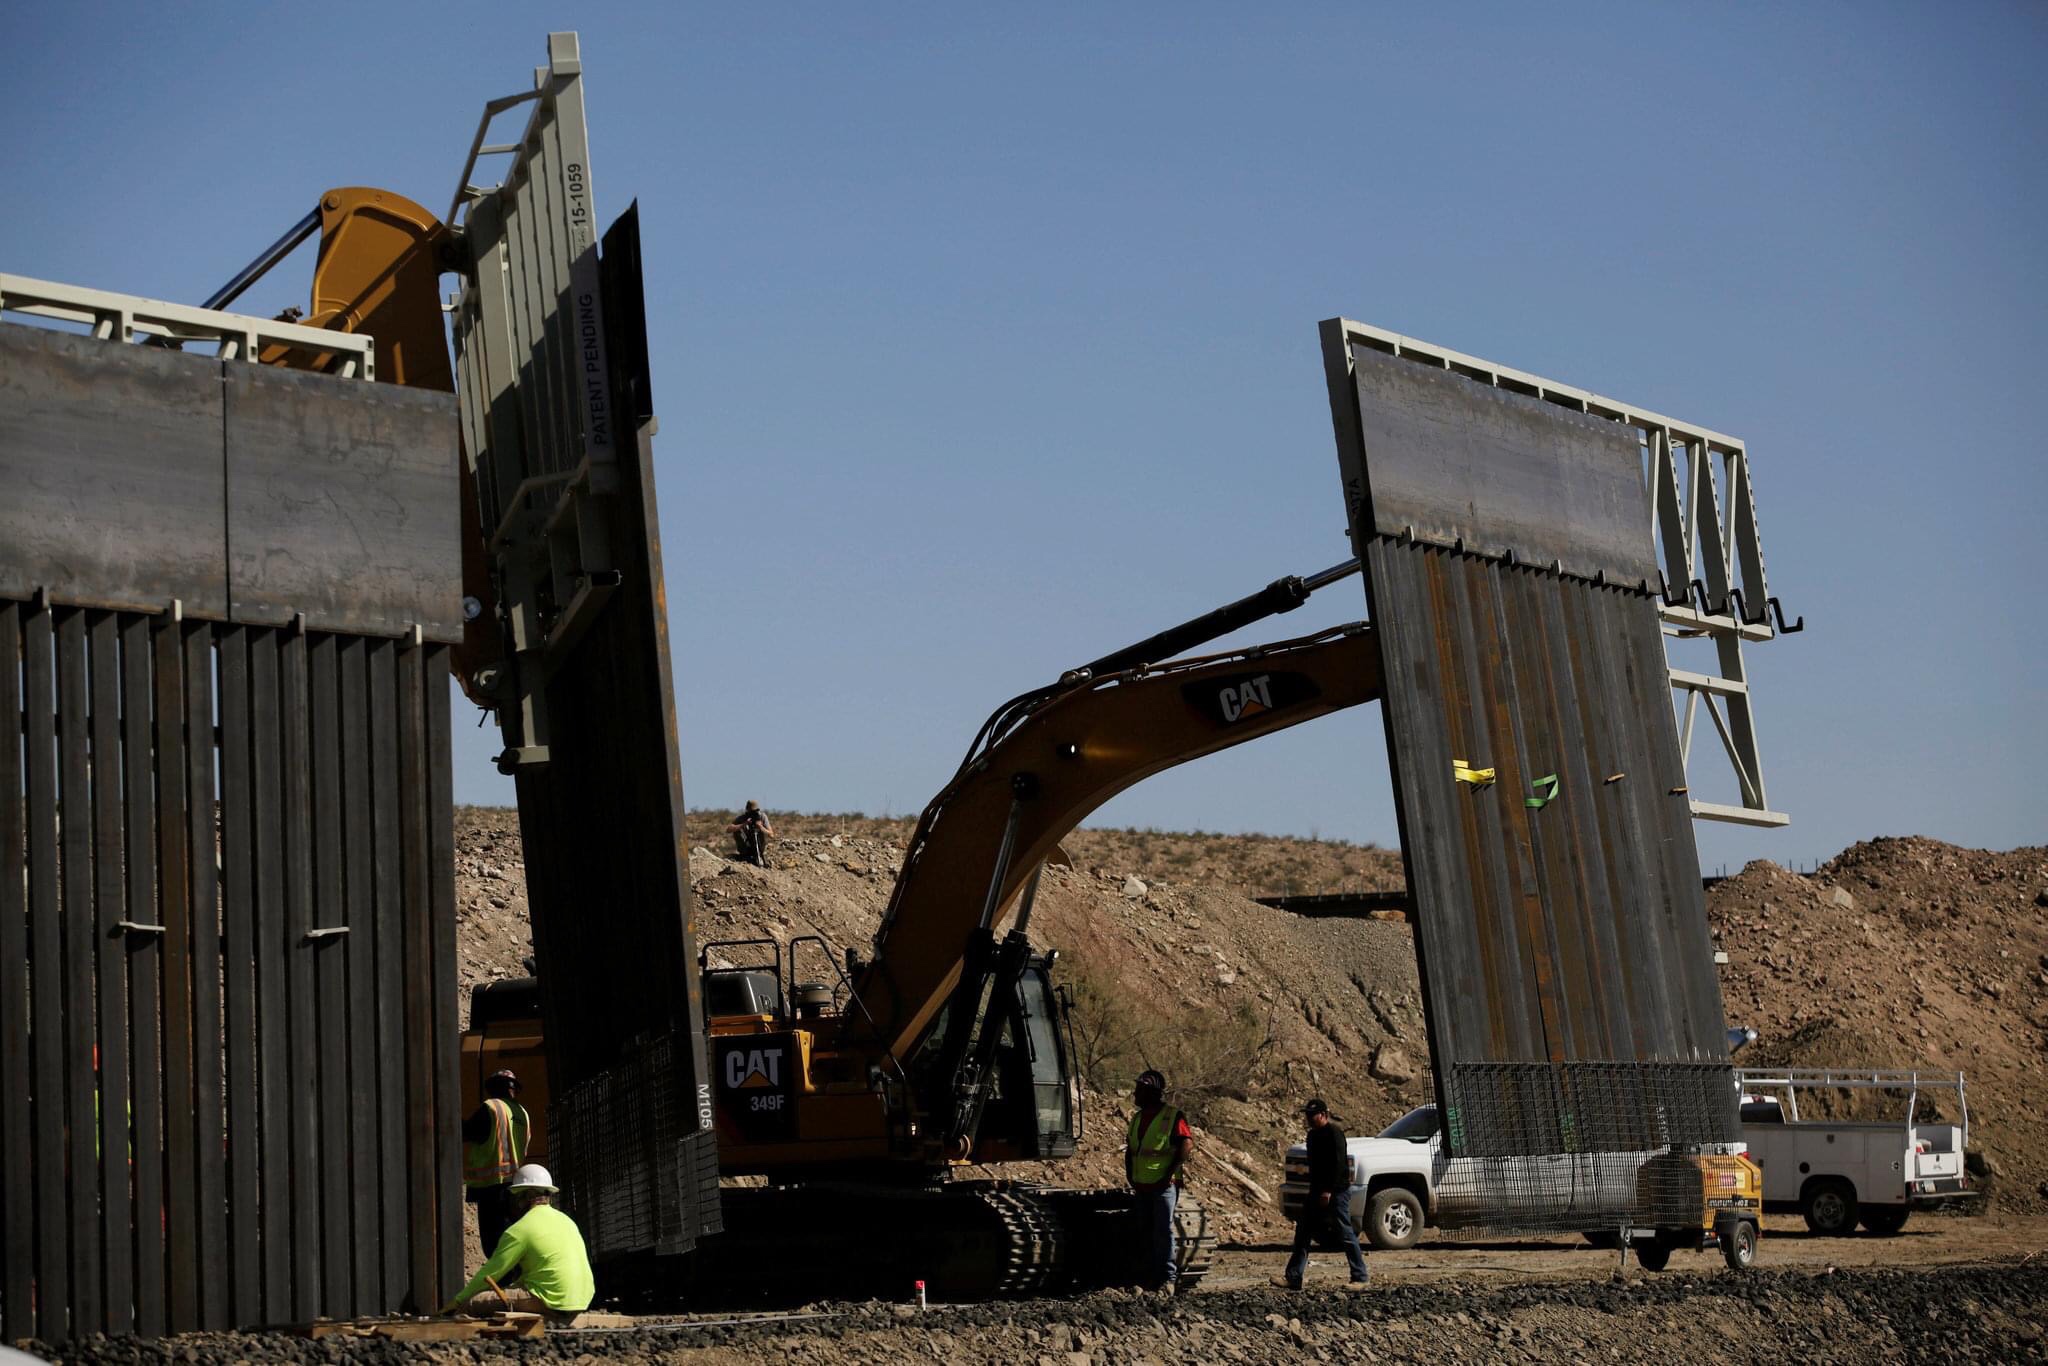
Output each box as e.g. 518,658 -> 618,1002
1302,1097 -> 1329,1117
1135,1069 -> 1166,1092
488,1068 -> 520,1087
509,1164 -> 558,1194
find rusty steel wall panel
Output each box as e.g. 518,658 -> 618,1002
0,601 -> 30,1343
88,612 -> 132,1335
179,618 -> 228,1333
123,616 -> 167,1338
1341,344 -> 1658,585
458,199 -> 719,1260
23,602 -> 66,1336
1,604 -> 459,1342
338,637 -> 384,1306
0,324 -> 461,644
216,627 -> 264,1326
309,634 -> 352,1313
222,366 -> 464,643
1323,327 -> 1736,1172
56,609 -> 100,1330
368,638 -> 411,1310
0,325 -> 229,618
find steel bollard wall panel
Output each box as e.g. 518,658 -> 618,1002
1321,324 -> 1738,1232
0,605 -> 461,1342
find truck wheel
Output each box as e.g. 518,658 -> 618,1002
1720,1219 -> 1758,1270
1365,1188 -> 1424,1251
1633,1237 -> 1673,1272
1859,1206 -> 1909,1235
1802,1180 -> 1858,1236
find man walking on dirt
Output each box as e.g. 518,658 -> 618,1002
729,800 -> 774,866
1278,1097 -> 1369,1290
1125,1068 -> 1193,1291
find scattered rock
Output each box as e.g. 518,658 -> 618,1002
1371,1043 -> 1417,1083
1121,876 -> 1149,898
1824,885 -> 1857,911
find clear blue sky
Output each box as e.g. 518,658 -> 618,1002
5,3 -> 2042,871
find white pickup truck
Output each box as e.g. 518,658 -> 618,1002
1735,1068 -> 1979,1235
1279,1104 -> 1648,1250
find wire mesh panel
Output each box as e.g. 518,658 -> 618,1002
551,1028 -> 722,1260
1320,322 -> 1739,1233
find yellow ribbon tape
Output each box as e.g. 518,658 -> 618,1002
1453,759 -> 1496,788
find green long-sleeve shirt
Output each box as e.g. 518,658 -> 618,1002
455,1204 -> 595,1312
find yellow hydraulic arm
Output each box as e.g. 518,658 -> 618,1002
840,619 -> 1383,1067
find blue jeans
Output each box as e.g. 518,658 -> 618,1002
1136,1184 -> 1179,1288
1286,1185 -> 1369,1285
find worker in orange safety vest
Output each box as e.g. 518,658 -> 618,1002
462,1068 -> 531,1261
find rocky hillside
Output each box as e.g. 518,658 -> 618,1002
1708,835 -> 2048,1209
453,808 -> 2048,1236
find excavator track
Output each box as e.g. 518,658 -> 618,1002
1032,1187 -> 1217,1293
677,1183 -> 1211,1307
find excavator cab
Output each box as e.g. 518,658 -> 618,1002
972,955 -> 1082,1162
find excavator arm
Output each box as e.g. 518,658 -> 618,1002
841,618 -> 1383,1068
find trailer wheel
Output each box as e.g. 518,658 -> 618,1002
1581,1230 -> 1622,1250
1802,1179 -> 1858,1236
1720,1219 -> 1758,1270
1859,1206 -> 1909,1235
1633,1236 -> 1673,1272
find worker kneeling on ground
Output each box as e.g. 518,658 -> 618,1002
445,1165 -> 594,1325
1125,1068 -> 1192,1292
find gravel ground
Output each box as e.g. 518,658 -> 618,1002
29,1258 -> 2048,1364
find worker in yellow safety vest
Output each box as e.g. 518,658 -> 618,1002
462,1069 -> 530,1261
1124,1068 -> 1193,1292
445,1163 -> 594,1325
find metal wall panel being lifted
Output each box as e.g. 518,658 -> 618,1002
1321,325 -> 1737,1203
447,33 -> 718,1262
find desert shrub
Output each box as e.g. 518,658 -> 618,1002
1055,956 -> 1276,1107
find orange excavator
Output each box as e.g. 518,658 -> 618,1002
241,183 -> 1387,1298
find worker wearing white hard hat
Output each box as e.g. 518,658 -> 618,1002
444,1163 -> 594,1323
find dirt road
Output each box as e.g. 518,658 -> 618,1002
43,1219 -> 2043,1363
1201,1212 -> 2048,1289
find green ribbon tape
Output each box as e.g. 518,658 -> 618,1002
1524,774 -> 1560,808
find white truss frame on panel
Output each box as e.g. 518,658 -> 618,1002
1330,319 -> 1797,829
0,273 -> 375,380
442,31 -> 622,769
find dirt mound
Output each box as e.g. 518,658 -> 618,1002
1707,836 -> 2048,1210
454,810 -> 2048,1225
693,807 -> 1406,900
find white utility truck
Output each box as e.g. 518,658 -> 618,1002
1279,1105 -> 1650,1251
1736,1068 -> 1978,1234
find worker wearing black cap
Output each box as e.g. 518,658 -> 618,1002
1125,1068 -> 1193,1291
462,1068 -> 531,1260
1277,1097 -> 1369,1290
